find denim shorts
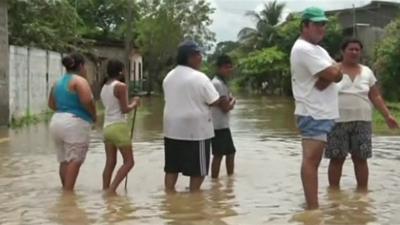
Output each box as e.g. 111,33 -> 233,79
296,116 -> 335,142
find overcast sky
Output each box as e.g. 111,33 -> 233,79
207,0 -> 400,42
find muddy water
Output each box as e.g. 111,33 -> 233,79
0,95 -> 399,225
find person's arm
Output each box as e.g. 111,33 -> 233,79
369,84 -> 399,129
296,46 -> 342,91
216,96 -> 236,113
48,85 -> 57,111
114,83 -> 140,113
202,78 -> 220,107
74,77 -> 97,122
315,63 -> 343,90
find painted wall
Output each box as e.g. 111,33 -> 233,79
9,46 -> 63,119
0,1 -> 9,126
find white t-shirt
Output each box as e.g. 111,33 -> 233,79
100,80 -> 126,127
211,76 -> 230,129
163,65 -> 219,140
290,38 -> 339,120
336,65 -> 377,122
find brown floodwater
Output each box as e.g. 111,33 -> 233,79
0,95 -> 399,225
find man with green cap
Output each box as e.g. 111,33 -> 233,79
290,7 -> 343,210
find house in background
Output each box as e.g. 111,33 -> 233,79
87,40 -> 144,98
326,1 -> 400,60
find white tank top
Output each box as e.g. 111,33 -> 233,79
100,80 -> 126,127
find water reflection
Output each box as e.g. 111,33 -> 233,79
291,189 -> 377,225
102,194 -> 137,224
158,177 -> 237,225
324,189 -> 376,225
0,95 -> 399,225
49,193 -> 90,225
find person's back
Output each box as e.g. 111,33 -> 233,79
48,52 -> 96,191
100,80 -> 126,127
54,74 -> 93,123
163,65 -> 216,140
162,40 -> 219,192
99,59 -> 139,194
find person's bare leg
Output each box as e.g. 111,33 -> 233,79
108,146 -> 134,193
165,173 -> 179,193
351,155 -> 369,192
226,153 -> 235,176
328,158 -> 346,189
189,176 -> 205,192
59,162 -> 68,187
301,139 -> 325,210
102,143 -> 117,190
211,155 -> 223,179
63,160 -> 83,191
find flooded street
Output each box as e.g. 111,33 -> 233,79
1,95 -> 400,225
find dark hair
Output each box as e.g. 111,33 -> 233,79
177,50 -> 199,66
176,40 -> 202,66
62,52 -> 85,72
107,59 -> 125,78
102,59 -> 125,86
341,38 -> 363,51
216,54 -> 233,67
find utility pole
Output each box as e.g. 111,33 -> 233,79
125,0 -> 134,90
352,4 -> 357,37
0,0 -> 9,126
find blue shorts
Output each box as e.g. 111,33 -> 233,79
296,116 -> 335,142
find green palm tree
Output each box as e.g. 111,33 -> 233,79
237,0 -> 286,50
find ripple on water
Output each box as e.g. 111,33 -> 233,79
1,96 -> 400,225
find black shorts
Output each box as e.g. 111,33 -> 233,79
164,137 -> 211,177
211,128 -> 236,156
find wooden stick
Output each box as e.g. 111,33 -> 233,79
125,107 -> 137,191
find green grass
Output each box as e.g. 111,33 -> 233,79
10,110 -> 53,128
372,102 -> 400,135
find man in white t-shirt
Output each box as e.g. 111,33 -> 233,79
290,7 -> 343,210
163,40 -> 220,192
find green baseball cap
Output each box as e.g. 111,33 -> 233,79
302,7 -> 328,22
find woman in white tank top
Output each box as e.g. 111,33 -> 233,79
100,59 -> 140,194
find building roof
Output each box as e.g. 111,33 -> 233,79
325,0 -> 400,29
326,1 -> 400,15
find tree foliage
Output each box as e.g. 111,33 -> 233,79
237,0 -> 286,50
67,0 -> 141,42
8,0 -> 215,93
135,0 -> 215,92
213,7 -> 343,95
374,16 -> 400,101
8,0 -> 82,51
236,47 -> 288,94
275,15 -> 343,59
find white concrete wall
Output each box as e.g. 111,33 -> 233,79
29,48 -> 48,114
9,46 -> 29,118
9,46 -> 63,119
47,51 -> 63,96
